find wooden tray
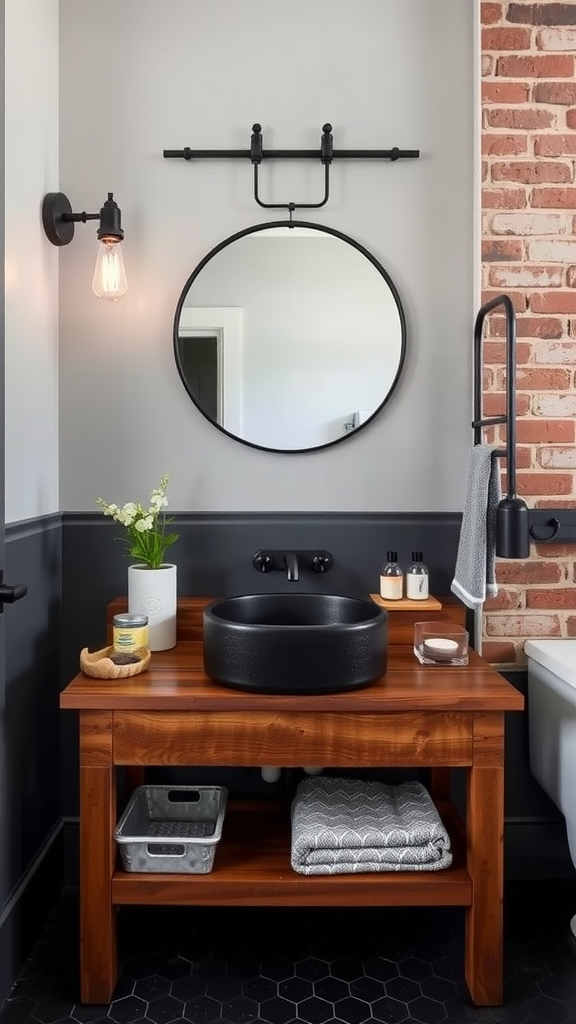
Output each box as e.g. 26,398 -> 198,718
80,644 -> 151,679
370,593 -> 443,612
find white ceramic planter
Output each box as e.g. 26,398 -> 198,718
127,563 -> 177,651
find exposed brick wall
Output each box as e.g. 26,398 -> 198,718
481,0 -> 576,665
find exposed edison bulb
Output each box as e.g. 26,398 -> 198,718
92,238 -> 128,300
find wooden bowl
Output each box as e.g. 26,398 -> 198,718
80,644 -> 151,679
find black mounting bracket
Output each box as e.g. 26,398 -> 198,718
163,123 -> 420,215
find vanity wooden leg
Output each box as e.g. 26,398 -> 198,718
79,712 -> 118,1004
465,713 -> 504,1006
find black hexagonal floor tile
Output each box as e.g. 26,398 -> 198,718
406,995 -> 446,1024
329,959 -> 364,983
146,995 -> 185,1024
34,997 -> 79,1024
333,996 -> 371,1024
258,997 -> 296,1024
526,993 -> 571,1022
313,977 -> 349,1003
171,976 -> 207,1002
133,975 -> 171,1002
182,995 -> 222,1023
3,882 -> 576,1024
397,958 -> 432,983
539,971 -> 576,1002
71,1005 -> 111,1024
242,978 -> 277,1003
385,976 -> 421,1004
349,976 -> 384,1002
220,996 -> 259,1023
363,958 -> 399,983
371,996 -> 410,1024
107,995 -> 148,1024
278,978 -> 312,1003
294,997 -> 333,1024
419,974 -> 458,1003
112,978 -> 136,1001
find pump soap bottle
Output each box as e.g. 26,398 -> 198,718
406,552 -> 429,601
380,551 -> 403,600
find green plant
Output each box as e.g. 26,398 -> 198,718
96,474 -> 179,570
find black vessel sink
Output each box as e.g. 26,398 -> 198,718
202,593 -> 388,694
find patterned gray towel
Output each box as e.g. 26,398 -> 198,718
291,777 -> 452,875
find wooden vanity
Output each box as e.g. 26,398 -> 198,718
60,597 -> 523,1007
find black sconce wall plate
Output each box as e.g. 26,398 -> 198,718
42,192 -> 76,246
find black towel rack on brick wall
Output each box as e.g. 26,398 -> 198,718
472,293 -> 575,553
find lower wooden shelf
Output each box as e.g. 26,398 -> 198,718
112,799 -> 471,908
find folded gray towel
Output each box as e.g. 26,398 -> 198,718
451,444 -> 501,610
290,777 -> 452,875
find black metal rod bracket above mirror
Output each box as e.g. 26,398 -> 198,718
164,123 -> 420,213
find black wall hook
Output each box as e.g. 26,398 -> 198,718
529,516 -> 560,542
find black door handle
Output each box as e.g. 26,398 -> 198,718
0,579 -> 27,609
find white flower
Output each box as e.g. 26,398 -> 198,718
96,475 -> 178,570
150,493 -> 168,512
135,515 -> 153,533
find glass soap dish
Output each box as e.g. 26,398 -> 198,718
414,622 -> 469,666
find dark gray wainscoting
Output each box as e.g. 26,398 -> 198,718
1,515 -> 63,1005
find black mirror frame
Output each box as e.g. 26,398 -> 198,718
173,219 -> 407,454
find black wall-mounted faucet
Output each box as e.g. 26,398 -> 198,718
284,552 -> 299,581
253,549 -> 333,580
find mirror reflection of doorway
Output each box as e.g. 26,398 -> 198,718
176,334 -> 220,423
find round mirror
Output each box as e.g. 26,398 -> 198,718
173,220 -> 406,453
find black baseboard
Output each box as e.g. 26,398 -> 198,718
0,822 -> 65,1006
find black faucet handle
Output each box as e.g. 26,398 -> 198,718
310,550 -> 333,573
253,550 -> 274,573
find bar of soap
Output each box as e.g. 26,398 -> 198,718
423,637 -> 459,659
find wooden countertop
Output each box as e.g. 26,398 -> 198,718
60,641 -> 524,712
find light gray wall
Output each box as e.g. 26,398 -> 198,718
59,0 -> 474,514
4,0 -> 59,525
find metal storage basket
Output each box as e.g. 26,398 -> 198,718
114,785 -> 228,873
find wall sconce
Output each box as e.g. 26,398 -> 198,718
41,191 -> 128,300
